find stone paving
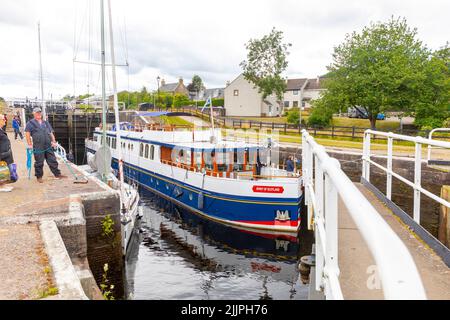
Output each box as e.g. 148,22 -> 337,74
0,135 -> 103,299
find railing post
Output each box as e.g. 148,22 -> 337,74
387,135 -> 393,200
324,160 -> 340,293
314,154 -> 324,292
362,131 -> 371,182
414,142 -> 422,223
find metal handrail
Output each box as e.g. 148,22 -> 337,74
54,143 -> 67,160
363,129 -> 450,223
427,128 -> 450,163
302,129 -> 426,300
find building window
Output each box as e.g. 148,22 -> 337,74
293,101 -> 299,108
233,90 -> 239,96
293,90 -> 299,95
144,144 -> 149,158
139,143 -> 144,157
284,101 -> 289,108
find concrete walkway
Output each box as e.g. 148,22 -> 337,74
0,135 -> 103,299
338,183 -> 450,299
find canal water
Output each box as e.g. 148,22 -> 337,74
124,189 -> 314,300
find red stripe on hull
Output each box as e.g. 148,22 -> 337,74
237,220 -> 299,227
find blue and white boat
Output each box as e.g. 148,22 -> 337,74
85,120 -> 303,234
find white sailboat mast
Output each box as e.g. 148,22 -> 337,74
107,0 -> 125,198
37,22 -> 47,120
100,0 -> 108,180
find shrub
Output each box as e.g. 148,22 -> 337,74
286,109 -> 299,124
308,105 -> 333,127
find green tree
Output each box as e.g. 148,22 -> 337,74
187,75 -> 204,93
240,27 -> 291,103
414,45 -> 450,128
318,17 -> 431,129
173,93 -> 191,108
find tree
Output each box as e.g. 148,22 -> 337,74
173,94 -> 191,108
414,45 -> 450,128
240,27 -> 291,103
317,17 -> 431,129
187,75 -> 204,93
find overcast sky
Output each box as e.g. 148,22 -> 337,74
0,0 -> 449,100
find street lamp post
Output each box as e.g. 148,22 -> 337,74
157,76 -> 160,110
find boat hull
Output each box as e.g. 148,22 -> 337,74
87,148 -> 301,233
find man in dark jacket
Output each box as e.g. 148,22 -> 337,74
0,114 -> 14,192
25,107 -> 67,183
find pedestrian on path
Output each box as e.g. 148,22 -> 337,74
0,114 -> 15,192
25,107 -> 67,183
285,156 -> 295,175
12,116 -> 23,140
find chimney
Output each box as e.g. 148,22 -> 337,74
226,81 -> 230,87
317,76 -> 320,84
161,78 -> 166,86
179,77 -> 184,85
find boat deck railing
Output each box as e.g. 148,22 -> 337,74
160,159 -> 300,181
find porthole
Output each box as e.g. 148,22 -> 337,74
166,184 -> 169,190
189,193 -> 193,201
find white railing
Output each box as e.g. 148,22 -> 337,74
54,143 -> 67,160
363,130 -> 450,224
302,129 -> 426,300
427,128 -> 450,163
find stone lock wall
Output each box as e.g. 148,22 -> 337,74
81,192 -> 124,299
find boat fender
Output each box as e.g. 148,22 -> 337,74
198,192 -> 204,210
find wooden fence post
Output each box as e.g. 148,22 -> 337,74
332,126 -> 335,138
284,123 -> 287,135
439,185 -> 450,247
352,126 -> 355,139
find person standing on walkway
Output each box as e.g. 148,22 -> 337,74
0,114 -> 14,192
25,107 -> 67,183
285,156 -> 295,175
12,116 -> 23,141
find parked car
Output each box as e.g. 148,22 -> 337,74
347,107 -> 385,120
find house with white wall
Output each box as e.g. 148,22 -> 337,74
283,77 -> 325,110
224,74 -> 281,117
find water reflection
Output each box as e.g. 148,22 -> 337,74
125,189 -> 313,300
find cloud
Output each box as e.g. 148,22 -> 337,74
0,0 -> 449,99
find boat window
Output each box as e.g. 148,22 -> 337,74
139,143 -> 144,157
194,151 -> 202,170
185,149 -> 192,166
150,145 -> 155,160
144,144 -> 149,158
